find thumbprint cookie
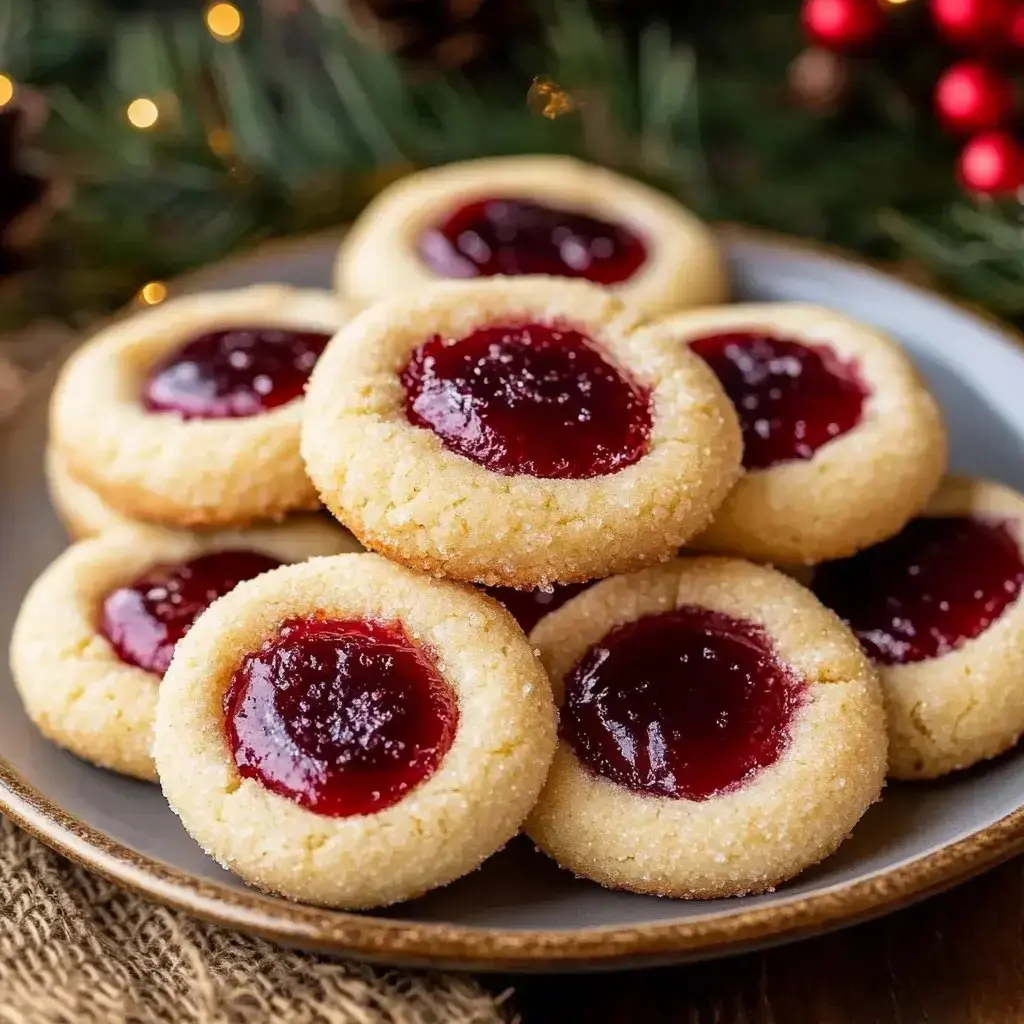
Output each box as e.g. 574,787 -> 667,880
526,557 -> 886,898
50,285 -> 349,528
153,554 -> 557,909
656,304 -> 947,565
46,445 -> 138,538
45,445 -> 355,551
812,476 -> 1024,779
9,521 -> 359,781
302,277 -> 742,589
335,156 -> 727,317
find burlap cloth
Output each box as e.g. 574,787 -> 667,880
0,352 -> 509,1023
0,818 -> 509,1024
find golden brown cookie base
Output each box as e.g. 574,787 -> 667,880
9,522 -> 360,780
154,554 -> 557,909
51,286 -> 350,528
302,276 -> 741,588
526,557 -> 887,898
336,155 -> 728,317
655,304 -> 947,565
856,477 -> 1024,780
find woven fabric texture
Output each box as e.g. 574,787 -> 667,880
0,817 -> 506,1024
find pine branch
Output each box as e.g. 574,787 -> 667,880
4,0 -> 1024,324
5,0 -> 708,322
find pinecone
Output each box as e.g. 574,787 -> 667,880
0,107 -> 49,280
339,0 -> 537,73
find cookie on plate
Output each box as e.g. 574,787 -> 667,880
153,554 -> 557,909
336,156 -> 727,317
45,444 -> 348,548
812,476 -> 1024,779
50,285 -> 348,528
526,557 -> 887,898
9,520 -> 359,781
655,304 -> 946,565
302,276 -> 742,588
46,445 -> 137,538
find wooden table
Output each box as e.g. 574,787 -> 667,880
496,856 -> 1024,1022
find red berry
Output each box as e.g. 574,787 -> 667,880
802,0 -> 883,50
958,131 -> 1024,192
931,0 -> 1014,46
935,61 -> 1015,132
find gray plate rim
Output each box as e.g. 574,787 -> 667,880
4,227 -> 1024,972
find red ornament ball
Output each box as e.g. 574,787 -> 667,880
802,0 -> 883,50
1009,3 -> 1024,47
931,0 -> 1014,46
958,131 -> 1024,192
935,61 -> 1015,133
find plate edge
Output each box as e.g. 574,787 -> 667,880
5,227 -> 1024,970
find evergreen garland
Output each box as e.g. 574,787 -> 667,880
2,0 -> 1023,327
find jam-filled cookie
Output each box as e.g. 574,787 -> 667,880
302,277 -> 742,589
46,445 -> 137,538
526,557 -> 886,898
656,304 -> 947,565
50,285 -> 348,527
9,521 -> 359,781
153,554 -> 556,909
812,476 -> 1024,779
336,156 -> 727,317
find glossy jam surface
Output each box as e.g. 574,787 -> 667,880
100,550 -> 282,677
418,197 -> 647,284
224,616 -> 459,818
813,516 -> 1024,666
689,332 -> 867,470
484,581 -> 593,633
401,322 -> 652,479
143,326 -> 331,419
561,606 -> 806,801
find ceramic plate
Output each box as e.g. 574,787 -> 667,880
4,229 -> 1024,973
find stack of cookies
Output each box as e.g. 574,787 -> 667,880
12,156 -> 1024,911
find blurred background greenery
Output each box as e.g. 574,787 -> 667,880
2,0 -> 1023,329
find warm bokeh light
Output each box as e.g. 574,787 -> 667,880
527,76 -> 579,120
206,3 -> 243,42
207,126 -> 232,155
0,75 -> 14,108
882,0 -> 913,5
126,98 -> 160,130
139,281 -> 168,305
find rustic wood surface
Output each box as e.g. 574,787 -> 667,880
495,857 -> 1024,1023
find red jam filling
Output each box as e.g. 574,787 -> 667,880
100,550 -> 282,677
223,616 -> 459,818
401,322 -> 652,479
689,332 -> 868,470
418,197 -> 647,285
812,516 -> 1024,666
484,581 -> 593,634
561,606 -> 806,801
142,326 -> 331,419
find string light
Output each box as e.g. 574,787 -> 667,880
881,0 -> 913,5
0,75 -> 13,108
527,77 -> 580,120
138,281 -> 168,305
206,3 -> 243,42
207,126 -> 232,155
126,97 -> 160,130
